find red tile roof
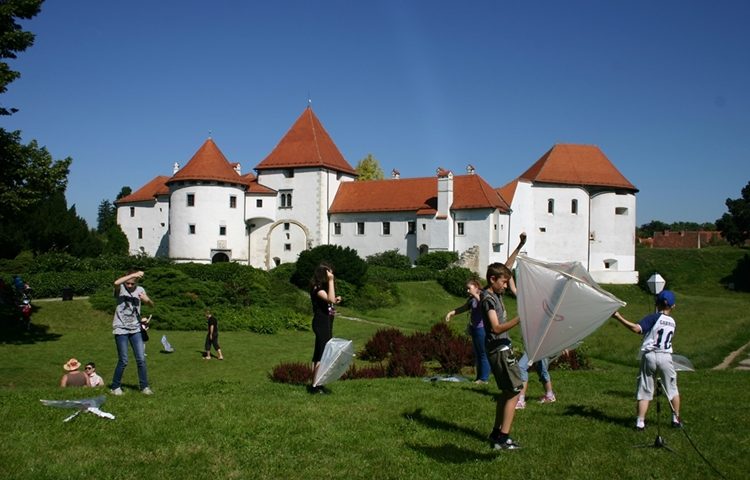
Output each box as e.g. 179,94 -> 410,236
255,107 -> 357,175
329,174 -> 510,214
167,139 -> 246,185
519,144 -> 637,191
496,179 -> 519,205
242,173 -> 276,195
115,176 -> 170,205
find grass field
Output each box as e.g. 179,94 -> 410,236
1,249 -> 750,480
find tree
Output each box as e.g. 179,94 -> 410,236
355,154 -> 384,181
1,1 -> 71,223
716,181 -> 750,246
0,0 -> 43,116
97,199 -> 116,233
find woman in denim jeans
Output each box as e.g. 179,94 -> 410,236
110,270 -> 154,395
445,278 -> 489,384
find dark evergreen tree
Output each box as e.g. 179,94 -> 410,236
716,181 -> 750,246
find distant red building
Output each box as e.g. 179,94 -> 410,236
651,230 -> 722,248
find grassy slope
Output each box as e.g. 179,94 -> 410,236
1,248 -> 750,479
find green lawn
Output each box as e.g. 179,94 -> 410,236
2,274 -> 750,480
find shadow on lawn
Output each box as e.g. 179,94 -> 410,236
562,404 -> 632,428
402,408 -> 498,463
0,321 -> 62,345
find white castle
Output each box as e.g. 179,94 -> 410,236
116,107 -> 638,283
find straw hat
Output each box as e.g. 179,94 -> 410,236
63,358 -> 81,371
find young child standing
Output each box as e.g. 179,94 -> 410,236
482,262 -> 523,449
612,290 -> 682,430
445,278 -> 489,384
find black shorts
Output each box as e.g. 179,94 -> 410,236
488,348 -> 523,393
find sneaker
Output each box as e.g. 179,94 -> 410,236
141,387 -> 154,395
110,387 -> 123,396
474,379 -> 487,385
539,393 -> 556,404
492,437 -> 521,450
635,421 -> 646,431
671,417 -> 683,428
515,397 -> 526,410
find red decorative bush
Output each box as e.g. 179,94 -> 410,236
343,363 -> 387,380
269,362 -> 312,384
386,347 -> 425,377
359,328 -> 406,361
434,336 -> 473,374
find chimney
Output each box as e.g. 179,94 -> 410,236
391,169 -> 400,179
234,163 -> 241,175
466,164 -> 475,175
173,162 -> 180,174
436,168 -> 453,218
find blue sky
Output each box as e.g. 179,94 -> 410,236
2,0 -> 749,228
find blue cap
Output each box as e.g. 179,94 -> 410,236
656,290 -> 675,307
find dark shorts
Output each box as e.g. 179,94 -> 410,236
488,348 -> 523,393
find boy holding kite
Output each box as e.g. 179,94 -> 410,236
482,234 -> 526,450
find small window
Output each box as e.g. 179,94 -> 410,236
571,199 -> 578,215
284,243 -> 291,251
408,221 -> 416,234
283,169 -> 294,178
539,227 -> 546,233
357,222 -> 365,235
457,222 -> 465,235
130,207 -> 135,217
334,223 -> 341,235
422,223 -> 426,231
219,226 -> 226,236
137,227 -> 143,239
284,222 -> 290,231
256,199 -> 263,208
189,224 -> 196,234
615,207 -> 628,215
279,191 -> 293,208
230,196 -> 237,208
187,193 -> 195,207
382,222 -> 390,236
547,199 -> 554,214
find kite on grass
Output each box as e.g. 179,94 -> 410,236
161,335 -> 174,353
516,256 -> 626,364
40,395 -> 115,422
313,338 -> 354,387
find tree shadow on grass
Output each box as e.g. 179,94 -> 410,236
0,321 -> 62,345
401,408 -> 499,463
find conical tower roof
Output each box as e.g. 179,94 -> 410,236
255,106 -> 357,175
167,139 -> 244,185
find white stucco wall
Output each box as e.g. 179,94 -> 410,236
168,183 -> 247,263
330,212 -> 417,261
117,197 -> 169,256
589,191 -> 638,283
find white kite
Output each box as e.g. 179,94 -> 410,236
312,338 -> 354,387
40,395 -> 115,422
516,256 -> 626,364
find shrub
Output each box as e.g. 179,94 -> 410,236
407,331 -> 438,362
436,266 -> 476,297
387,347 -> 425,377
343,363 -> 387,380
269,362 -> 312,385
366,249 -> 412,269
365,265 -> 436,282
415,251 -> 458,270
549,347 -> 591,370
349,279 -> 399,311
292,244 -> 368,288
359,328 -> 406,361
729,253 -> 750,292
434,336 -> 474,374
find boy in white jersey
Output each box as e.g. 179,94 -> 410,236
612,290 -> 682,430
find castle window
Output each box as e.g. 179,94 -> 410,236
615,207 -> 628,215
408,221 -> 416,234
283,169 -> 294,178
547,199 -> 554,214
284,222 -> 290,231
284,243 -> 291,251
357,222 -> 365,235
130,207 -> 135,217
334,223 -> 341,235
137,227 -> 143,239
256,199 -> 263,208
187,193 -> 195,207
457,222 -> 465,236
219,226 -> 226,236
189,224 -> 196,234
279,190 -> 293,208
382,222 -> 390,236
571,199 -> 578,215
230,196 -> 237,208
